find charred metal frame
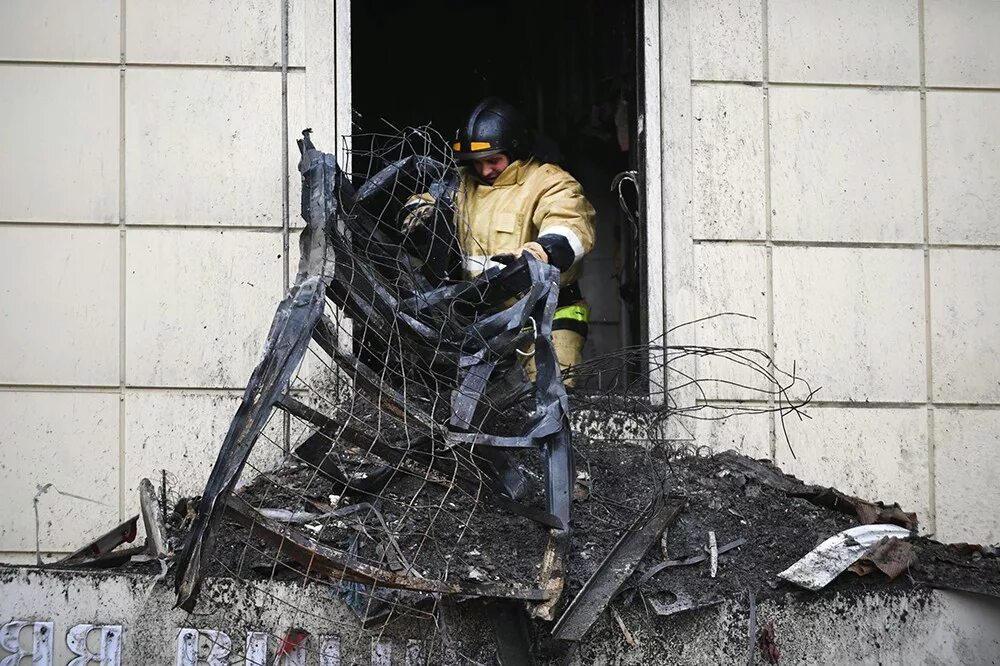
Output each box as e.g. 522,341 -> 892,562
552,496 -> 685,641
174,132 -> 576,611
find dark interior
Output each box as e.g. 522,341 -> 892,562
352,0 -> 645,377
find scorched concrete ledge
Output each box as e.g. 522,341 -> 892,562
2,566 -> 999,664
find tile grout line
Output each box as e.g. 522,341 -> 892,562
0,59 -> 305,72
0,385 -> 122,393
4,381 -> 1000,407
0,384 -> 253,394
10,225 -> 998,249
124,62 -> 305,72
13,223 -> 998,245
281,0 -> 291,455
331,0 -> 354,393
762,0 -> 777,462
690,78 -> 1000,94
118,0 -> 128,522
693,399 -> 1000,410
0,220 -> 295,231
687,0 -> 698,398
690,238 -> 1000,251
918,0 -> 937,536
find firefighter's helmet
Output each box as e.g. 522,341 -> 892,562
452,98 -> 527,163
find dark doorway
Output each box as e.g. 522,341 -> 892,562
352,0 -> 646,376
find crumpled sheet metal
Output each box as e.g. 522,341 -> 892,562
174,134 -> 342,611
173,132 -> 575,610
318,147 -> 574,528
648,591 -> 723,618
806,488 -> 918,532
778,524 -> 912,591
57,516 -> 140,567
848,536 -> 915,580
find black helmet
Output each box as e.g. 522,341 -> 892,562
452,98 -> 527,162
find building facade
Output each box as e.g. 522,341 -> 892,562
0,0 -> 997,565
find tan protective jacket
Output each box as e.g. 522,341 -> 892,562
455,158 -> 596,285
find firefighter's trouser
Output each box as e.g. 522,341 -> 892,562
523,302 -> 589,386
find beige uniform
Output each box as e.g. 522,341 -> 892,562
455,159 -> 597,378
454,158 -> 596,287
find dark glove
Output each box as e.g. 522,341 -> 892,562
490,242 -> 549,266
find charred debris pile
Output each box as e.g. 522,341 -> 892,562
54,130 -> 999,655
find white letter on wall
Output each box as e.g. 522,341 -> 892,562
67,624 -> 123,666
174,628 -> 231,666
200,630 -> 232,666
0,621 -> 53,666
245,631 -> 268,666
319,635 -> 341,666
174,628 -> 197,666
371,640 -> 392,666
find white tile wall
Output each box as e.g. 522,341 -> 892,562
776,407 -> 930,525
930,250 -> 1000,404
934,409 -> 1000,544
126,0 -> 304,67
3,0 -> 1000,556
124,68 -> 285,227
0,0 -> 329,561
769,87 -> 923,243
692,84 -> 766,240
0,0 -> 120,63
773,247 -> 926,402
768,0 -> 920,85
690,0 -> 762,81
0,227 -> 120,386
123,391 -> 286,508
0,392 -> 120,552
927,92 -> 1000,245
0,66 -> 119,224
692,243 -> 769,400
925,0 -> 1000,88
124,228 -> 285,388
667,0 -> 1000,546
288,70 -> 308,229
690,408 -> 772,460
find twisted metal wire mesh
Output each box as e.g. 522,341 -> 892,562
170,127 -> 813,663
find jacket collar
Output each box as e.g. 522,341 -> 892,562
476,158 -> 533,188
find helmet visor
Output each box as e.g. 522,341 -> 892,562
451,140 -> 505,163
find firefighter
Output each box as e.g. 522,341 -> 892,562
447,97 -> 597,379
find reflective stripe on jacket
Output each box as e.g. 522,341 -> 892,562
553,302 -> 590,338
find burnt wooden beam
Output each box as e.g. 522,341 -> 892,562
57,515 -> 140,567
139,478 -> 169,558
552,497 -> 686,642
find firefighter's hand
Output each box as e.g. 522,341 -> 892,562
519,241 -> 549,263
400,202 -> 435,233
490,252 -> 519,266
491,242 -> 549,266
